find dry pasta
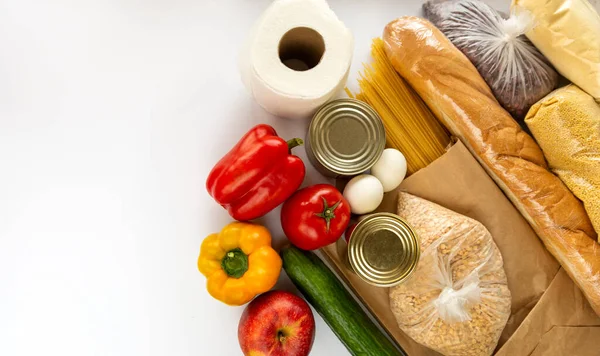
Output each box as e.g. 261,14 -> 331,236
347,38 -> 451,175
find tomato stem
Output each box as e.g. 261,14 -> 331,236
314,197 -> 341,232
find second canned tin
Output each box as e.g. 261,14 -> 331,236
345,213 -> 420,287
306,99 -> 386,178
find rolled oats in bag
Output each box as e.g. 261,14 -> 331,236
423,0 -> 558,119
390,193 -> 511,356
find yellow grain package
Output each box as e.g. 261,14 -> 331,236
512,0 -> 600,101
526,85 -> 600,238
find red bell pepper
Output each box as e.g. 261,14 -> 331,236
206,124 -> 305,221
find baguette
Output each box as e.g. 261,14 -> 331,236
382,16 -> 600,315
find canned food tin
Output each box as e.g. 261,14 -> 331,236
346,213 -> 420,287
306,99 -> 386,178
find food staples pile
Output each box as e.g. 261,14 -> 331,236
198,0 -> 600,355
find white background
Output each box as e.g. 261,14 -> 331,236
0,0 -> 506,355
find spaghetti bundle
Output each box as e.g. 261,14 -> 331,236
347,38 -> 450,175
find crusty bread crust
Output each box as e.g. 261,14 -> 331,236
383,16 -> 600,316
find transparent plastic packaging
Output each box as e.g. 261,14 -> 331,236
526,85 -> 600,239
512,0 -> 600,101
390,193 -> 510,356
423,0 -> 558,119
383,16 -> 600,318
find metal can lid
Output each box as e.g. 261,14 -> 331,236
308,99 -> 385,176
348,213 -> 420,287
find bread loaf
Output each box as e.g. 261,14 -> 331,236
382,16 -> 600,316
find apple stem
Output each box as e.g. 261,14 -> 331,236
277,330 -> 287,344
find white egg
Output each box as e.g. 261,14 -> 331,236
343,174 -> 384,215
371,149 -> 407,192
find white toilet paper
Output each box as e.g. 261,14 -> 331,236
239,0 -> 354,119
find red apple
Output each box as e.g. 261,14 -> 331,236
238,290 -> 315,356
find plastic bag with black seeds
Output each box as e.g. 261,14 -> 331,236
423,0 -> 558,120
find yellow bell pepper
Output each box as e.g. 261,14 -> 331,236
198,222 -> 282,306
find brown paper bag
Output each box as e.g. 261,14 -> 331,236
322,142 -> 598,355
496,269 -> 600,355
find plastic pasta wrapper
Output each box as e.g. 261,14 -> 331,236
382,16 -> 600,317
423,0 -> 558,119
390,193 -> 511,356
526,85 -> 600,239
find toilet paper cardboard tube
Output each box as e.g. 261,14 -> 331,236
279,27 -> 325,71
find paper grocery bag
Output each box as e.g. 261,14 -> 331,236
389,142 -> 562,346
322,141 -> 569,355
496,268 -> 600,356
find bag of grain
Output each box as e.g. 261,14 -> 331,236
512,0 -> 600,101
526,85 -> 600,238
390,192 -> 511,356
423,0 -> 558,119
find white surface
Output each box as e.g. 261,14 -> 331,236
0,1 -> 504,355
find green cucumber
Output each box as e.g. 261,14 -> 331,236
281,246 -> 405,356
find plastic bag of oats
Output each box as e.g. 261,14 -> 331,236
390,193 -> 511,356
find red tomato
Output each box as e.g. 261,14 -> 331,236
281,184 -> 351,250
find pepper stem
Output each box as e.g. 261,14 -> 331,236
287,138 -> 304,152
314,197 -> 341,233
221,248 -> 249,278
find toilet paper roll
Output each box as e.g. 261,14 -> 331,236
239,0 -> 354,119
